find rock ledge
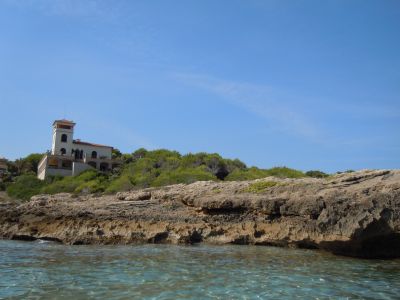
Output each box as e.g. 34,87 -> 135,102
0,170 -> 399,258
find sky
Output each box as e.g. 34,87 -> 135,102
0,0 -> 399,173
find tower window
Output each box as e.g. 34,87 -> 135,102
60,148 -> 66,155
61,134 -> 68,143
91,151 -> 97,159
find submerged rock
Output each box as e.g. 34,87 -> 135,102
0,170 -> 399,258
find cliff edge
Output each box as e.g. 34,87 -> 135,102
0,170 -> 399,258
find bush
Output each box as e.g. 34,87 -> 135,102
105,174 -> 134,193
225,167 -> 270,181
75,179 -> 107,194
265,167 -> 305,178
305,170 -> 329,178
112,148 -> 122,159
4,148 -> 311,198
40,176 -> 80,194
40,170 -> 107,195
151,167 -> 215,187
226,166 -> 304,181
6,174 -> 46,200
12,153 -> 44,175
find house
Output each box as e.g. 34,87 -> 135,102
37,120 -> 120,180
0,157 -> 7,175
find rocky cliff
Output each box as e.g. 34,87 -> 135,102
0,170 -> 399,258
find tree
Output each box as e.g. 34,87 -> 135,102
204,154 -> 229,180
22,153 -> 44,174
12,153 -> 44,175
305,170 -> 329,178
132,148 -> 148,160
112,148 -> 122,159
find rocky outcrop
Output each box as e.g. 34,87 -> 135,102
0,170 -> 399,258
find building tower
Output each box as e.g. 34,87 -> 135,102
51,119 -> 76,156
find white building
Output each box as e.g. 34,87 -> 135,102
38,120 -> 120,180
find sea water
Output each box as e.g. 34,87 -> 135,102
0,240 -> 399,299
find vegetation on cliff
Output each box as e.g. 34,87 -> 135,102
2,148 -> 329,200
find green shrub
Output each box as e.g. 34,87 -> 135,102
226,166 -> 305,181
112,148 -> 122,159
11,153 -> 44,175
6,174 -> 46,200
40,176 -> 80,194
305,170 -> 329,178
225,168 -> 269,181
4,148 -> 311,197
265,167 -> 305,178
151,167 -> 215,187
105,174 -> 134,193
40,170 -> 106,195
75,179 -> 107,194
242,181 -> 279,193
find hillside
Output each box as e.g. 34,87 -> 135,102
1,149 -> 329,200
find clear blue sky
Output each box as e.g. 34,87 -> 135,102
0,0 -> 399,173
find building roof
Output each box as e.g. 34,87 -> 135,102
53,119 -> 76,126
73,139 -> 113,149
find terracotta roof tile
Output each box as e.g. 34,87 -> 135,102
53,119 -> 75,125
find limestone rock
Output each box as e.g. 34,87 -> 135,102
0,169 -> 399,258
116,191 -> 152,201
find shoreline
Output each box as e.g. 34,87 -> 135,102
1,169 -> 399,259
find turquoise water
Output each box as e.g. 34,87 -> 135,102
0,240 -> 399,299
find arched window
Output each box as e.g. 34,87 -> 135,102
80,150 -> 84,159
91,151 -> 97,159
60,148 -> 66,155
61,134 -> 68,143
74,149 -> 80,159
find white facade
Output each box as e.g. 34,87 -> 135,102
51,121 -> 75,156
38,120 -> 119,180
71,141 -> 112,161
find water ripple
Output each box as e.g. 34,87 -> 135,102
0,240 -> 399,299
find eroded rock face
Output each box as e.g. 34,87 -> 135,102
0,170 -> 399,258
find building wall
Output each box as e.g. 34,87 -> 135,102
39,120 -> 116,180
40,168 -> 73,179
52,127 -> 74,156
72,143 -> 112,160
72,162 -> 93,176
37,167 -> 46,180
